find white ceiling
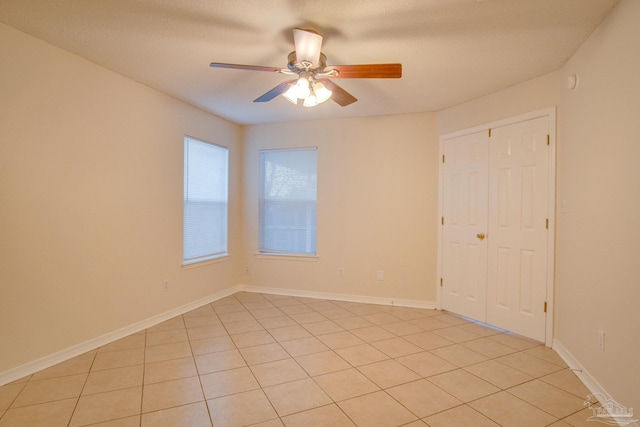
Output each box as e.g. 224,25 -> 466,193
0,0 -> 619,125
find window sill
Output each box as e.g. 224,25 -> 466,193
254,253 -> 319,262
182,254 -> 230,269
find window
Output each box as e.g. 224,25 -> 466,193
259,148 -> 317,255
183,136 -> 228,264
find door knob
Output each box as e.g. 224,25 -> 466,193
476,233 -> 486,240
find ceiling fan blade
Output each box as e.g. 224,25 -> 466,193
210,62 -> 283,73
293,28 -> 323,67
318,79 -> 357,107
254,80 -> 296,103
324,63 -> 402,79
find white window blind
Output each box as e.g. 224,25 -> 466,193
183,137 -> 228,264
259,148 -> 317,255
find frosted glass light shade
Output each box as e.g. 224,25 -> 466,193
283,84 -> 298,104
293,29 -> 323,67
284,77 -> 311,100
313,82 -> 332,104
282,78 -> 332,107
303,93 -> 318,107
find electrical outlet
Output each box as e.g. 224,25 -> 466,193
597,329 -> 605,351
338,267 -> 345,278
377,270 -> 385,281
163,280 -> 169,292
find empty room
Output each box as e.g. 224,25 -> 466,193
1,0 -> 638,426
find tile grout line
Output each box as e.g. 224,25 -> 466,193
137,328 -> 148,427
66,348 -> 99,427
230,295 -> 282,425
240,294 -> 376,425
0,292 -> 587,427
264,294 -> 559,426
0,377 -> 28,424
295,296 -> 568,426
260,295 -> 367,426
185,307 -> 216,427
244,294 -> 440,425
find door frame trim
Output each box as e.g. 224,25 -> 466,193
437,107 -> 557,346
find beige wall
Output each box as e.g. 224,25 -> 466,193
0,24 -> 242,374
2,0 -> 639,410
242,114 -> 439,304
437,0 -> 639,411
438,70 -> 561,135
555,0 -> 640,411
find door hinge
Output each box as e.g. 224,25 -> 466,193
440,278 -> 443,287
546,218 -> 549,229
488,128 -> 492,137
544,301 -> 548,313
442,154 -> 445,163
441,216 -> 444,225
547,134 -> 550,146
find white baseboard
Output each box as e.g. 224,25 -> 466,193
238,284 -> 438,310
0,284 -> 436,387
552,338 -> 610,399
553,339 -> 639,427
0,285 -> 241,387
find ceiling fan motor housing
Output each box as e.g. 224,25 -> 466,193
287,51 -> 327,73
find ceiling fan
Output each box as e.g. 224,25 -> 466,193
210,28 -> 402,107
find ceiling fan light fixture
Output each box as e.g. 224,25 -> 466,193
286,76 -> 311,99
283,78 -> 332,107
303,81 -> 332,107
282,87 -> 298,104
303,93 -> 318,107
313,81 -> 332,104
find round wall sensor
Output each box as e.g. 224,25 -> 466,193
567,74 -> 578,90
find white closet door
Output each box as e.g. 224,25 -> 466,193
441,130 -> 488,321
486,116 -> 549,342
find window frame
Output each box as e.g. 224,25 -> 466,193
182,136 -> 229,266
258,147 -> 318,257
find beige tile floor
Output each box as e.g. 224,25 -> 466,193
0,292 -> 595,427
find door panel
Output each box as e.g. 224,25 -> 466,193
440,114 -> 551,343
441,131 -> 488,321
486,116 -> 549,342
